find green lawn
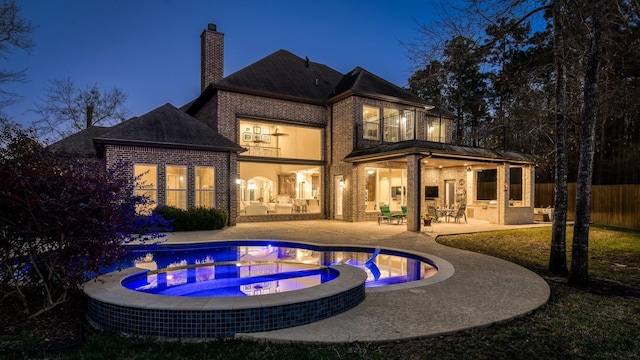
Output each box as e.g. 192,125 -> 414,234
6,225 -> 640,360
437,225 -> 640,286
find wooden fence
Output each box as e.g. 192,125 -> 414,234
535,183 -> 640,230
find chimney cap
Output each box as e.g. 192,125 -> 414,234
207,23 -> 217,31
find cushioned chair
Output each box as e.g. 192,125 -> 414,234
275,203 -> 293,213
245,204 -> 268,215
380,205 -> 403,224
396,206 -> 407,222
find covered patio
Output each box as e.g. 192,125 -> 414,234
343,139 -> 538,231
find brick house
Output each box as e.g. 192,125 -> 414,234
52,23 -> 538,230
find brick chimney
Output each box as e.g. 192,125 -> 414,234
200,23 -> 224,92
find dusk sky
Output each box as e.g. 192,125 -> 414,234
5,0 -> 444,127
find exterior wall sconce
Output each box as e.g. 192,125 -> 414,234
235,178 -> 242,185
339,176 -> 345,187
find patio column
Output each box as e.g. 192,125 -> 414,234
497,163 -> 510,225
406,154 -> 422,231
525,165 -> 535,207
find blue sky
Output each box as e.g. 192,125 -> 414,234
5,0 -> 442,127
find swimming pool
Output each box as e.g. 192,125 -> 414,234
84,240 -> 450,338
116,240 -> 439,294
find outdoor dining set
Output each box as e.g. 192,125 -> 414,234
377,204 -> 467,225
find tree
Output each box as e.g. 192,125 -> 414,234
408,60 -> 446,105
0,0 -> 33,109
549,0 -> 569,276
33,77 -> 129,142
408,0 -> 640,285
0,119 -> 167,317
569,0 -> 603,287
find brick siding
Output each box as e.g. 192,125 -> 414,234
105,145 -> 237,226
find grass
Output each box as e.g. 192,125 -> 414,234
4,225 -> 640,359
436,225 -> 640,285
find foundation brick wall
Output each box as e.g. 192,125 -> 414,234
105,145 -> 237,226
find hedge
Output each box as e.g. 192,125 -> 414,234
153,206 -> 228,231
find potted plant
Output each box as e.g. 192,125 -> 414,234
421,214 -> 432,226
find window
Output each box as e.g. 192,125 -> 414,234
365,167 -> 406,212
401,110 -> 415,141
363,105 -> 380,140
383,108 -> 400,142
509,167 -> 523,201
382,109 -> 416,142
239,120 -> 322,160
426,116 -> 446,142
134,164 -> 157,214
166,166 -> 187,209
476,169 -> 497,200
238,163 -> 323,215
196,167 -> 215,208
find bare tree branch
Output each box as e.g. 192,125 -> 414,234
32,77 -> 129,143
0,0 -> 33,109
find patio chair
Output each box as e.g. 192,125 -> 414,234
427,205 -> 440,222
396,206 -> 408,222
446,203 -> 467,223
379,205 -> 403,224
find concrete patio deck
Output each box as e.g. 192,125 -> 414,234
160,219 -> 551,343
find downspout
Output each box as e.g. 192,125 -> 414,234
327,104 -> 333,219
439,111 -> 442,142
415,109 -> 419,140
227,151 -> 232,226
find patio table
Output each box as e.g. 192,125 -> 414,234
437,209 -> 455,222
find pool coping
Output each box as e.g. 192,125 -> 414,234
84,263 -> 369,338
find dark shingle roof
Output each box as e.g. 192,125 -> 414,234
330,67 -> 429,106
343,139 -> 538,164
217,49 -> 344,102
94,103 -> 244,152
48,126 -> 111,155
186,49 -> 438,115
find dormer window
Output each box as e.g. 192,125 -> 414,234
363,105 -> 380,140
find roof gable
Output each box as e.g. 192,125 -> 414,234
330,67 -> 428,106
95,103 -> 243,152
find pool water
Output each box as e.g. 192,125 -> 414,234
122,262 -> 339,297
115,240 -> 438,297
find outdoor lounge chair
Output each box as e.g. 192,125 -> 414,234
380,205 -> 404,224
397,206 -> 407,221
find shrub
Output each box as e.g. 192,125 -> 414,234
0,119 -> 169,318
153,206 -> 227,231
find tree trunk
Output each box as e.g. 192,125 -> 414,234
570,1 -> 602,288
86,104 -> 94,129
549,0 -> 569,276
